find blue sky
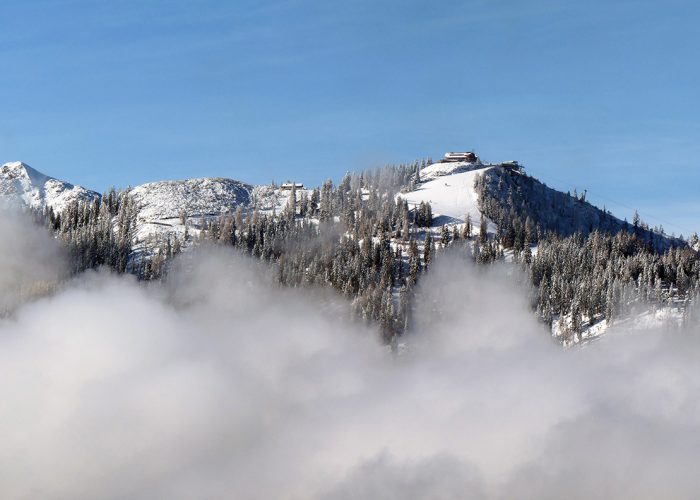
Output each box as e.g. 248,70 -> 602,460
1,0 -> 698,236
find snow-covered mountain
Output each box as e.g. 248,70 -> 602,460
129,178 -> 313,244
126,177 -> 253,245
130,177 -> 252,221
0,162 -> 254,245
3,158 -> 685,255
395,158 -> 690,345
0,161 -> 99,213
395,158 -> 682,252
3,157 -> 684,254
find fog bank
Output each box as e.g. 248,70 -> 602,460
1,231 -> 699,499
0,211 -> 67,313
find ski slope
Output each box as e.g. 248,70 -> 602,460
399,162 -> 492,226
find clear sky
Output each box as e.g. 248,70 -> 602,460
2,0 -> 698,236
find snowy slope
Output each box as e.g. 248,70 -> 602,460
554,304 -> 685,348
130,177 -> 252,221
0,161 -> 99,212
251,184 -> 311,216
399,162 -> 492,227
128,177 -> 253,245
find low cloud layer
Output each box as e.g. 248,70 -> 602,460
0,211 -> 67,313
1,219 -> 700,499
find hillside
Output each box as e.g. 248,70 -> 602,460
395,159 -> 682,258
130,177 -> 252,221
129,177 -> 253,243
476,166 -> 682,251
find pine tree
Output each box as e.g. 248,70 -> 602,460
463,213 -> 472,239
408,238 -> 420,285
284,183 -> 297,220
479,213 -> 487,243
380,287 -> 394,342
440,224 -> 450,248
423,231 -> 433,269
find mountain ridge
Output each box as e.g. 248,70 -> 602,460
0,161 -> 100,213
2,158 -> 689,253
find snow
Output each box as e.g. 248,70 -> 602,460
554,304 -> 685,347
419,161 -> 482,181
0,161 -> 99,213
399,162 -> 493,227
130,177 -> 252,221
127,177 -> 253,253
250,184 -> 312,216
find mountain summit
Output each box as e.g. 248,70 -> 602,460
0,161 -> 99,213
